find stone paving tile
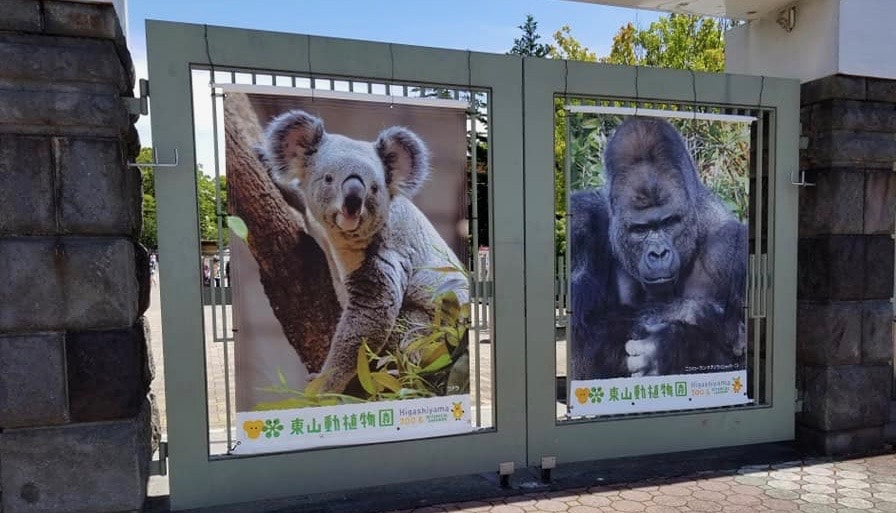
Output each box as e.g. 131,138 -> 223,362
383,454 -> 896,513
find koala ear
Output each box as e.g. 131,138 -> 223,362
262,110 -> 324,182
375,127 -> 430,197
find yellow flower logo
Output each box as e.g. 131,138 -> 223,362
732,376 -> 743,394
243,420 -> 264,439
575,387 -> 590,405
451,402 -> 464,420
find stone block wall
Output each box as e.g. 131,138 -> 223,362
0,2 -> 155,512
797,74 -> 896,455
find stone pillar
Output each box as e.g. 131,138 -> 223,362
797,74 -> 896,454
0,2 -> 155,512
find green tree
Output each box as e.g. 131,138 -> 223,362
548,25 -> 596,61
136,148 -> 157,249
508,14 -> 550,57
136,148 -> 227,248
603,15 -> 726,71
196,168 -> 228,242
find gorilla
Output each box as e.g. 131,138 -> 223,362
569,117 -> 747,380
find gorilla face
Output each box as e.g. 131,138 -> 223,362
605,119 -> 701,295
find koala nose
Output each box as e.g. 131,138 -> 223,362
342,176 -> 365,216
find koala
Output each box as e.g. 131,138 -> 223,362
260,110 -> 469,394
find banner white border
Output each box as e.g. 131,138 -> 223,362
216,83 -> 471,110
569,371 -> 751,417
233,395 -> 474,454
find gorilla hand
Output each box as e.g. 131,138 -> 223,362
625,323 -> 664,376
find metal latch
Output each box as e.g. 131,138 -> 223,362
124,78 -> 149,116
149,440 -> 168,476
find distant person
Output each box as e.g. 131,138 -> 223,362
149,252 -> 158,286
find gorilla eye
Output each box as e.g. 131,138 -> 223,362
662,215 -> 681,227
324,174 -> 334,184
630,224 -> 650,236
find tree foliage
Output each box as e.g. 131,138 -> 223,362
603,15 -> 726,72
136,148 -> 157,249
196,168 -> 228,243
548,25 -> 596,62
508,14 -> 550,57
137,147 -> 227,249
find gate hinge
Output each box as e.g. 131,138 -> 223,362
540,456 -> 557,483
149,440 -> 168,476
124,78 -> 149,116
498,461 -> 514,488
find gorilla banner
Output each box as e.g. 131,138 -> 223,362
566,113 -> 752,417
222,88 -> 474,454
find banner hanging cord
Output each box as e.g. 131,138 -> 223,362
389,43 -> 395,108
563,59 -> 569,103
306,35 -> 315,102
203,24 -> 216,87
467,50 -> 475,114
634,64 -> 640,116
690,68 -> 698,121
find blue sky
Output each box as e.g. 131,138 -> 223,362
127,1 -> 659,60
126,0 -> 660,167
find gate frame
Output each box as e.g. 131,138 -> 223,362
147,20 -> 527,510
522,57 -> 800,465
148,19 -> 801,511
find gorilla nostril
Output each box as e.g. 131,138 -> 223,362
647,248 -> 671,264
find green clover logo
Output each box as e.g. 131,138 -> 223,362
263,418 -> 284,438
589,386 -> 604,404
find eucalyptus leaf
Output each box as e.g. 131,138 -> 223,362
227,215 -> 249,241
357,342 -> 376,395
420,353 -> 452,373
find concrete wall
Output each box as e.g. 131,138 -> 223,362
0,1 -> 155,512
726,0 -> 896,83
796,74 -> 896,454
725,0 -> 840,83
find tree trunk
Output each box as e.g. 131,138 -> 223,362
223,92 -> 339,373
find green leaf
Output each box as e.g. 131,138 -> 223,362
304,373 -> 328,397
421,343 -> 448,367
227,215 -> 249,241
357,342 -> 376,396
420,353 -> 452,373
406,333 -> 440,353
371,372 -> 402,393
276,367 -> 287,386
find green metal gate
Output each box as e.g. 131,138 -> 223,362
146,20 -> 798,511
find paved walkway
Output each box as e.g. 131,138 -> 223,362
146,447 -> 896,513
147,272 -> 235,436
382,454 -> 896,513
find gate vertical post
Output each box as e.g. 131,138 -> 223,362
796,75 -> 896,454
0,2 -> 156,512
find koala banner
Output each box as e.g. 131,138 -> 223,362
223,88 -> 474,454
566,113 -> 752,417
